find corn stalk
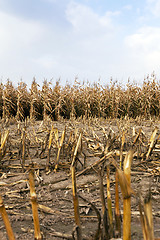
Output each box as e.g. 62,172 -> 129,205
46,125 -> 54,172
0,195 -> 15,240
117,150 -> 134,240
98,167 -> 109,240
29,168 -> 42,240
106,165 -> 113,238
71,134 -> 82,240
115,170 -> 121,238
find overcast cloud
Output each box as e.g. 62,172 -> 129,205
0,0 -> 160,86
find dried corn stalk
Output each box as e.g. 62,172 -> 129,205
139,191 -> 154,240
98,167 -> 109,239
123,150 -> 133,240
115,170 -> 121,238
106,165 -> 113,238
0,195 -> 15,240
117,150 -> 134,240
46,125 -> 54,171
29,169 -> 42,240
0,129 -> 9,160
146,127 -> 158,159
120,130 -> 126,168
71,134 -> 82,240
54,127 -> 66,172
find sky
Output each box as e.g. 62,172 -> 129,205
0,0 -> 160,87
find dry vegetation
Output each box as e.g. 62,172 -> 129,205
1,73 -> 160,121
0,75 -> 160,239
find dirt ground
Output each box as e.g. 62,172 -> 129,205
0,117 -> 160,239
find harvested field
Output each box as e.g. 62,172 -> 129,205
0,117 -> 160,239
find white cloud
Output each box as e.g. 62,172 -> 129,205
33,55 -> 58,70
0,0 -> 159,86
0,11 -> 45,52
100,11 -> 120,27
65,2 -> 120,36
125,26 -> 160,72
147,0 -> 160,17
125,26 -> 160,52
0,10 -> 50,84
123,5 -> 132,10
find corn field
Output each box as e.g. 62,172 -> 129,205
1,74 -> 160,121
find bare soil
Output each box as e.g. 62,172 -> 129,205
0,118 -> 160,239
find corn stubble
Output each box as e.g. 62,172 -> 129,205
29,168 -> 42,240
71,133 -> 82,240
0,195 -> 15,240
122,150 -> 133,240
0,121 -> 160,239
139,190 -> 155,240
